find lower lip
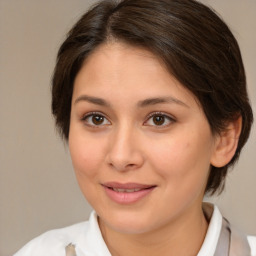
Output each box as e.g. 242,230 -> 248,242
103,186 -> 155,204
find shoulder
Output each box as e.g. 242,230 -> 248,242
248,236 -> 256,256
14,221 -> 88,256
201,203 -> 256,256
14,211 -> 111,256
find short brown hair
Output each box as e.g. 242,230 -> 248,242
52,0 -> 253,195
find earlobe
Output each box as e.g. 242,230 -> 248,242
210,116 -> 242,168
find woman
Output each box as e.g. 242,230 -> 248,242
15,0 -> 255,255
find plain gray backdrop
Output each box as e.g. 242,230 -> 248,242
0,0 -> 255,255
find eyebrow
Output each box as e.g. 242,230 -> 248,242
74,95 -> 111,107
74,95 -> 188,108
137,97 -> 189,108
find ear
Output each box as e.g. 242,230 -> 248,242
210,116 -> 242,168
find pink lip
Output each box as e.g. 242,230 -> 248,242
102,182 -> 156,204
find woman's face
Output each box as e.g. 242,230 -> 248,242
69,42 -> 218,234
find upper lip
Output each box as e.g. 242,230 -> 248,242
102,182 -> 156,189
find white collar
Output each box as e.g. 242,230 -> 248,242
197,203 -> 222,256
75,212 -> 111,256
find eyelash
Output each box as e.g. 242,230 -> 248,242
81,111 -> 176,128
81,112 -> 111,128
144,112 -> 176,128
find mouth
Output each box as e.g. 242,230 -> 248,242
101,182 -> 156,204
111,188 -> 145,193
103,182 -> 156,191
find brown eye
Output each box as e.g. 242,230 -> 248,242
152,115 -> 165,126
144,112 -> 175,127
92,115 -> 104,125
82,113 -> 111,127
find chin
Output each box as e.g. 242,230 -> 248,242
109,222 -> 152,235
98,210 -> 156,235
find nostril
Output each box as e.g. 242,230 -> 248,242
106,144 -> 144,171
127,163 -> 135,167
108,162 -> 139,172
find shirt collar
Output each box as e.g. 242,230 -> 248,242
75,211 -> 111,256
197,203 -> 223,256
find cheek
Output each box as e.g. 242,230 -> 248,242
69,133 -> 104,180
148,136 -> 211,191
68,132 -> 107,206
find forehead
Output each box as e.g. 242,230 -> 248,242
82,42 -> 165,78
73,42 -> 200,109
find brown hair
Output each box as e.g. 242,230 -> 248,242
52,0 -> 253,195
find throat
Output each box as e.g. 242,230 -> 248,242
98,211 -> 208,256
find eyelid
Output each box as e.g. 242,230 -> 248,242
81,111 -> 103,120
144,111 -> 176,127
81,111 -> 111,127
80,111 -> 175,128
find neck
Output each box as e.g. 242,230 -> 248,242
99,204 -> 208,256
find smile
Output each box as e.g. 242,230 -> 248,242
102,182 -> 156,204
112,188 -> 142,192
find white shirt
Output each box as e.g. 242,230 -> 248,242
14,205 -> 256,256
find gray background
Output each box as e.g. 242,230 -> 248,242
0,0 -> 255,255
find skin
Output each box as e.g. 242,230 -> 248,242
68,42 -> 238,256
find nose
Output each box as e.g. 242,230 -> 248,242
106,124 -> 144,172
